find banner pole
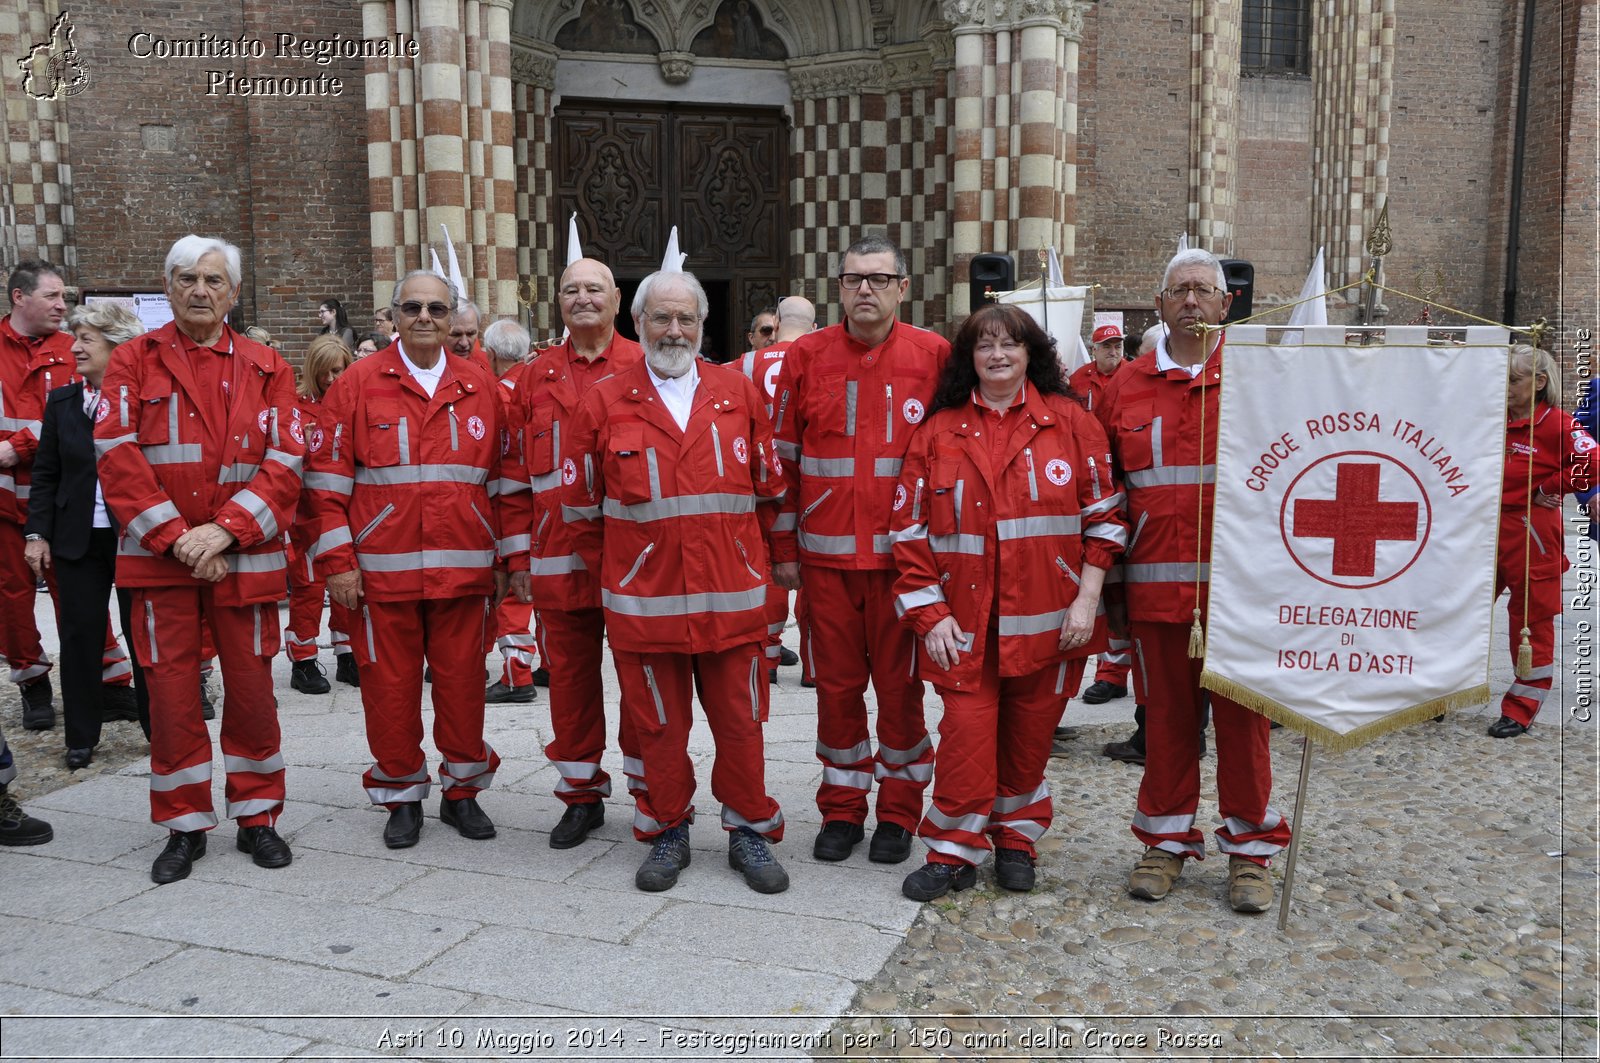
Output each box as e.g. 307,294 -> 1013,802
1276,733 -> 1315,931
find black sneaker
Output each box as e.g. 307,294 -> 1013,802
635,824 -> 691,891
0,792 -> 53,846
728,827 -> 789,893
777,646 -> 800,666
531,666 -> 550,687
20,677 -> 53,730
1080,680 -> 1127,704
1488,714 -> 1529,738
290,659 -> 331,695
812,820 -> 864,861
994,848 -> 1036,891
101,683 -> 140,722
901,860 -> 976,900
869,822 -> 914,864
484,679 -> 535,704
334,654 -> 360,687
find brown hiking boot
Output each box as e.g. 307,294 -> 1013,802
1228,856 -> 1273,913
1127,846 -> 1183,900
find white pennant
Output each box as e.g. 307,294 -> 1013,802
566,212 -> 583,267
440,223 -> 467,304
661,226 -> 687,273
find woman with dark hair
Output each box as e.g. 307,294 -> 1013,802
889,303 -> 1127,898
316,298 -> 357,350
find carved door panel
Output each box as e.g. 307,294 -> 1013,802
555,101 -> 788,362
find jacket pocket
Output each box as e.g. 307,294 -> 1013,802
1115,400 -> 1157,472
525,407 -> 557,476
354,502 -> 396,545
362,401 -> 405,468
928,451 -> 962,535
605,424 -> 652,505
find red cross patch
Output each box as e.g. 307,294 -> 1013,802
733,436 -> 749,464
94,397 -> 110,423
1045,458 -> 1071,486
467,415 -> 486,440
902,397 -> 925,424
306,424 -> 325,453
562,457 -> 577,486
1282,451 -> 1430,589
893,483 -> 907,511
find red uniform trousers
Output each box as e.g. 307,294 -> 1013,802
493,597 -> 538,686
761,580 -> 788,665
1495,568 -> 1561,727
285,553 -> 352,662
1,520 -> 132,685
804,565 -> 930,831
128,585 -> 284,833
921,627 -> 1086,866
537,606 -> 640,805
1091,636 -> 1135,689
352,596 -> 500,806
613,641 -> 783,841
1130,621 -> 1290,865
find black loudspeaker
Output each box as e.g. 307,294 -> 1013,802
969,253 -> 1015,316
1220,258 -> 1254,324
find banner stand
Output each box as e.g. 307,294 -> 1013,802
1276,734 -> 1315,931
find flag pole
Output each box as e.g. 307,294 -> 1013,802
1276,733 -> 1315,931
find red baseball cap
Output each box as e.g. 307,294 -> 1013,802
1091,324 -> 1124,344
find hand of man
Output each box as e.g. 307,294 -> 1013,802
1059,590 -> 1100,652
772,561 -> 801,590
509,571 -> 532,604
24,539 -> 50,579
173,522 -> 236,567
191,554 -> 228,583
923,615 -> 968,671
0,440 -> 17,468
327,568 -> 363,609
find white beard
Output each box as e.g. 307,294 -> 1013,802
644,336 -> 695,378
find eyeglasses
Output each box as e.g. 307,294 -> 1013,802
396,301 -> 452,319
756,325 -> 775,336
645,311 -> 701,330
1160,283 -> 1225,301
838,273 -> 904,291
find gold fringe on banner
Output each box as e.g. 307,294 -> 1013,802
1199,670 -> 1492,752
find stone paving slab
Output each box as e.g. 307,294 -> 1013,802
631,900 -> 903,979
0,848 -> 155,923
0,914 -> 184,995
380,867 -> 668,942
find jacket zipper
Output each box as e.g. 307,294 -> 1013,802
618,541 -> 655,586
354,503 -> 396,545
470,501 -> 495,542
1025,447 -> 1038,501
734,538 -> 762,580
1523,515 -> 1548,556
532,510 -> 551,549
884,384 -> 893,444
710,422 -> 724,477
1126,511 -> 1149,554
332,423 -> 343,463
144,600 -> 159,664
748,655 -> 762,721
448,404 -> 460,451
642,663 -> 667,725
800,487 -> 833,525
912,477 -> 924,523
1055,555 -> 1082,586
1087,455 -> 1103,499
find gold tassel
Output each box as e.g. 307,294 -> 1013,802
1188,608 -> 1205,659
1516,627 -> 1533,678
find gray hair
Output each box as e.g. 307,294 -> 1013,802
451,299 -> 481,326
631,270 -> 708,321
1140,323 -> 1164,355
482,318 -> 531,362
841,233 -> 907,277
388,269 -> 460,311
164,235 -> 242,290
66,302 -> 146,347
1160,247 -> 1226,293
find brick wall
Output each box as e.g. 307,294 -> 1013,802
1233,75 -> 1314,309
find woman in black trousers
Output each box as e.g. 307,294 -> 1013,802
23,303 -> 150,767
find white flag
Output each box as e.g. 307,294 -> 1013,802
1046,246 -> 1065,287
429,248 -> 444,280
1200,325 -> 1509,748
1281,247 -> 1328,344
661,226 -> 687,273
566,212 -> 583,267
440,224 -> 467,304
1177,233 -> 1189,254
997,284 -> 1089,371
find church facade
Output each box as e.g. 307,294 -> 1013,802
1,0 -> 1591,374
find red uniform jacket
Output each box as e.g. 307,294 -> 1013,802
1068,360 -> 1121,413
560,359 -> 783,654
305,344 -> 505,601
94,322 -> 304,605
771,320 -> 949,569
0,316 -> 75,523
1502,401 -> 1596,582
891,384 -> 1127,687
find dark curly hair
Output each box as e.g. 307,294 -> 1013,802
930,303 -> 1076,415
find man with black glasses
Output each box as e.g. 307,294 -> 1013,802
771,234 -> 948,866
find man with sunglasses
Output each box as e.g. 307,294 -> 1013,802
771,235 -> 948,865
306,270 -> 507,851
744,308 -> 777,357
1095,247 -> 1291,914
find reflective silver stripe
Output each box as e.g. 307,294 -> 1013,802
879,736 -> 931,765
218,462 -> 260,484
601,493 -> 755,522
1134,637 -> 1147,691
363,605 -> 377,661
525,469 -> 561,493
799,530 -> 855,554
618,542 -> 654,587
226,551 -> 287,574
882,760 -> 934,781
801,455 -> 855,477
1150,415 -> 1164,468
996,514 -> 1081,540
1081,493 -> 1125,518
633,809 -> 668,834
312,526 -> 353,558
367,782 -> 430,805
822,766 -> 873,789
224,753 -> 286,775
226,798 -> 280,819
925,837 -> 986,864
889,523 -> 927,544
748,654 -> 761,721
157,810 -> 220,832
128,499 -> 182,540
304,472 -> 355,494
1054,660 -> 1067,694
770,511 -> 796,532
993,819 -> 1046,841
1056,556 -> 1082,586
816,738 -> 873,763
1222,809 -> 1284,837
1025,448 -> 1038,501
0,415 -> 41,433
151,761 -> 212,791
1126,511 -> 1149,552
557,777 -> 614,797
912,477 -> 923,522
270,406 -> 281,448
927,806 -> 988,834
528,553 -> 587,575
875,457 -> 903,478
499,533 -> 531,554
331,423 -> 342,463
252,604 -> 263,655
563,504 -> 601,522
895,584 -> 945,617
470,502 -> 496,543
1523,665 -> 1554,681
263,448 -> 302,474
144,600 -> 159,664
1217,838 -> 1284,856
1126,464 -> 1216,488
354,503 -> 396,544
441,756 -> 496,788
354,464 -> 489,486
999,609 -> 1068,636
550,759 -> 600,780
94,432 -> 137,457
582,452 -> 593,495
358,549 -> 497,571
722,806 -> 785,834
774,438 -> 799,460
884,384 -> 893,444
954,479 -> 965,531
169,393 -> 180,442
602,586 -> 765,617
645,447 -> 662,500
448,405 -> 460,450
710,422 -> 724,477
232,488 -> 278,539
144,443 -> 204,465
1507,683 -> 1549,703
992,782 -> 1049,815
1124,562 -> 1210,583
397,417 -> 411,463
1134,810 -> 1196,836
844,380 -> 858,436
643,663 -> 667,725
1087,455 -> 1102,499
871,533 -> 893,554
1086,522 -> 1129,546
928,533 -> 985,555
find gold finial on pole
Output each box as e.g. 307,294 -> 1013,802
1365,201 -> 1392,259
1359,200 -> 1391,341
515,277 -> 538,311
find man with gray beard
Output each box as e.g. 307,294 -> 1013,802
560,269 -> 789,894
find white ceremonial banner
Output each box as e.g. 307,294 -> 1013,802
998,284 -> 1089,371
1200,326 -> 1509,748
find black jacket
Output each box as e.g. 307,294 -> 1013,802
24,381 -> 115,560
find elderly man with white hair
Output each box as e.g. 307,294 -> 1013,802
95,234 -> 305,883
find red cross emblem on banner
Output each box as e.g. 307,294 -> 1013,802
1279,451 -> 1431,589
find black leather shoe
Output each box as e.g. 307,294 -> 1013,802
1102,735 -> 1146,764
235,825 -> 293,868
549,802 -> 604,849
484,679 -> 535,704
439,796 -> 496,839
290,659 -> 331,695
334,654 -> 360,687
1488,715 -> 1530,738
423,665 -> 433,683
383,802 -> 423,848
1053,725 -> 1079,740
902,860 -> 976,900
768,668 -> 778,685
994,848 -> 1037,891
65,747 -> 93,770
1080,680 -> 1127,704
531,666 -> 550,687
20,677 -> 53,730
869,822 -> 914,864
200,677 -> 216,720
778,646 -> 800,666
801,675 -> 816,688
101,683 -> 140,722
151,830 -> 207,884
812,820 -> 864,861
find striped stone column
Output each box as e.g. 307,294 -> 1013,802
483,0 -> 517,320
1189,0 -> 1241,254
948,12 -> 990,319
363,0 -> 406,311
512,42 -> 556,336
415,0 -> 467,302
1015,11 -> 1060,281
0,0 -> 76,276
1054,3 -> 1087,275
